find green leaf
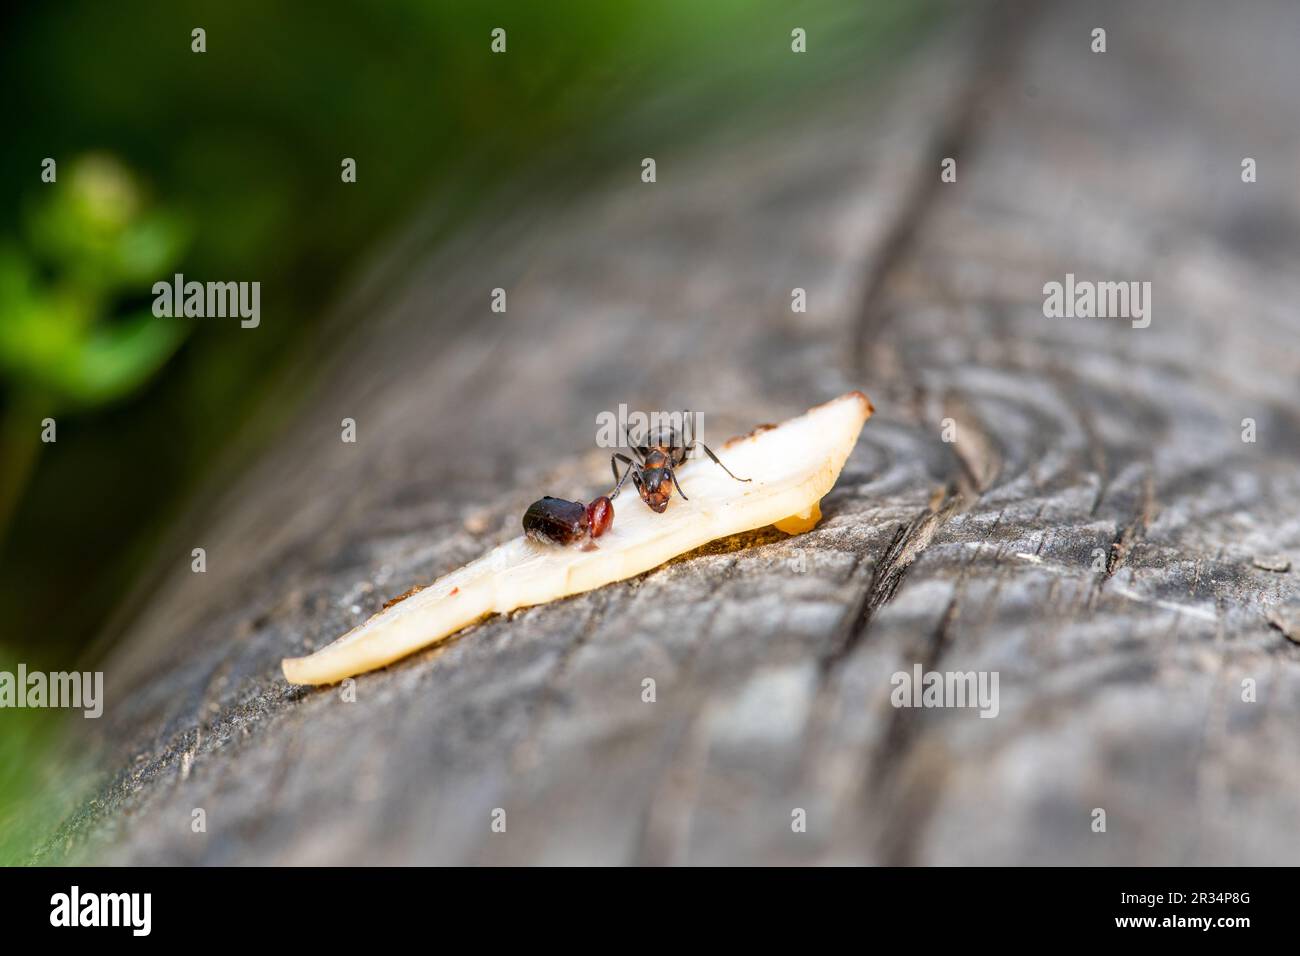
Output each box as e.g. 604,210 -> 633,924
56,311 -> 190,406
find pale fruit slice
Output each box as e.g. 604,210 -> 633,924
282,391 -> 873,685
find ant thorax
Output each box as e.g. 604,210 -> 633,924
637,434 -> 687,464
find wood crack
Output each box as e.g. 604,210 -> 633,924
870,591 -> 961,865
821,493 -> 963,670
1104,471 -> 1158,579
851,0 -> 1040,371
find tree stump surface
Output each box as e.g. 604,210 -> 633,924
47,0 -> 1300,864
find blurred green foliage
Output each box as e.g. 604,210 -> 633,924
0,157 -> 190,545
0,0 -> 946,862
0,700 -> 87,865
0,0 -> 943,662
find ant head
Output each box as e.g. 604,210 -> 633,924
637,472 -> 671,513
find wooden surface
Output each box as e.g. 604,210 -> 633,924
45,0 -> 1300,864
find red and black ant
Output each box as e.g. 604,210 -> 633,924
608,412 -> 750,513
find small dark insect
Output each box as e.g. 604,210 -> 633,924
609,412 -> 750,513
523,496 -> 587,545
523,495 -> 615,546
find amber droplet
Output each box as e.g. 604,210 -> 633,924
586,496 -> 614,538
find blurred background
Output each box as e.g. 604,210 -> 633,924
0,0 -> 946,863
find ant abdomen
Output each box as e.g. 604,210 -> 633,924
523,497 -> 589,545
523,495 -> 615,545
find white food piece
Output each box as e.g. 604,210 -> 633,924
282,391 -> 873,685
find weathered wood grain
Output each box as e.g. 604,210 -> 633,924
41,0 -> 1300,865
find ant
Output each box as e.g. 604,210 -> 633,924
608,412 -> 750,513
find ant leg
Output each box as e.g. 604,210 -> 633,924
687,441 -> 752,483
609,453 -> 640,499
666,466 -> 689,502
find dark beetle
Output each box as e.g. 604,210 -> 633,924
523,496 -> 614,546
523,497 -> 587,545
